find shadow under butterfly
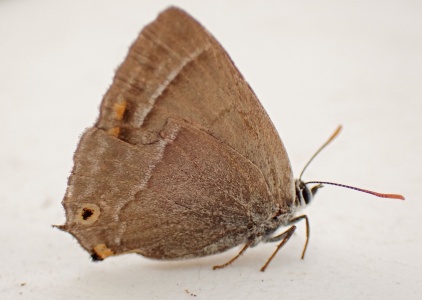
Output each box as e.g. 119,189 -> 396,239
55,7 -> 404,272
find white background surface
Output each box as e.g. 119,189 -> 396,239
1,0 -> 421,299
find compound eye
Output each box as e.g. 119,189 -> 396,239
301,185 -> 313,205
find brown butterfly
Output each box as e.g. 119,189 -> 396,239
56,7 -> 404,271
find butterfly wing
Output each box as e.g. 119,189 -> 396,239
59,7 -> 294,260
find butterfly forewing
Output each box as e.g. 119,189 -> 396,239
60,7 -> 294,260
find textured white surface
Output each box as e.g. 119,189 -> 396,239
0,0 -> 420,299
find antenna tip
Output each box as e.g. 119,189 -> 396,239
386,194 -> 405,200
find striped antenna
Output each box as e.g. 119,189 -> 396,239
306,181 -> 405,200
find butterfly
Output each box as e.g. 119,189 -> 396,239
56,7 -> 404,271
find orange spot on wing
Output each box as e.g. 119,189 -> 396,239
113,101 -> 127,121
93,244 -> 114,259
108,127 -> 120,137
107,101 -> 126,136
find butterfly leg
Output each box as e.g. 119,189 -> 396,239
213,242 -> 252,270
260,225 -> 296,272
288,215 -> 310,259
260,215 -> 309,272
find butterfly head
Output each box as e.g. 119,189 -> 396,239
294,179 -> 323,208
